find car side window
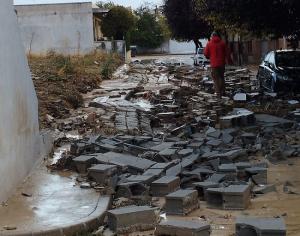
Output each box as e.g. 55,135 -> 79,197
264,53 -> 271,62
268,52 -> 275,65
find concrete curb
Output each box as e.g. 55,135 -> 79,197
1,196 -> 112,236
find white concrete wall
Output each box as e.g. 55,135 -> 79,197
0,0 -> 40,202
15,2 -> 94,55
169,39 -> 208,54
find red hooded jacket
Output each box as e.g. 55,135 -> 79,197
204,36 -> 226,68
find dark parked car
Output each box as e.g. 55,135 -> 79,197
257,50 -> 300,93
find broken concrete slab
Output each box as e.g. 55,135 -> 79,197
107,206 -> 159,234
165,189 -> 199,215
236,217 -> 286,236
155,220 -> 211,236
150,176 -> 180,197
206,184 -> 251,210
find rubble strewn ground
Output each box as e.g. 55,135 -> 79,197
41,57 -> 300,235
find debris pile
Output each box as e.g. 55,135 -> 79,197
50,59 -> 300,235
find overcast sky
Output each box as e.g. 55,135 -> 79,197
14,0 -> 163,8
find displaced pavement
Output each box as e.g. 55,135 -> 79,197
2,55 -> 300,236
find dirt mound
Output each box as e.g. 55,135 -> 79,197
29,51 -> 122,128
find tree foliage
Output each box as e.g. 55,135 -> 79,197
164,0 -> 211,49
197,0 -> 300,40
96,1 -> 115,10
101,6 -> 135,40
130,7 -> 170,48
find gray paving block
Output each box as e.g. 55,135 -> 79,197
155,220 -> 211,236
166,155 -> 198,176
95,152 -> 156,174
143,168 -> 165,178
151,162 -> 176,170
193,182 -> 220,200
178,148 -> 194,157
151,176 -> 180,197
151,142 -> 175,152
73,155 -> 97,174
107,206 -> 159,234
206,139 -> 222,147
165,189 -> 199,215
126,175 -> 157,185
159,148 -> 177,159
116,182 -> 149,198
206,184 -> 251,210
245,167 -> 268,185
206,173 -> 226,183
218,164 -> 237,172
88,164 -> 118,187
188,142 -> 204,150
236,217 -> 286,236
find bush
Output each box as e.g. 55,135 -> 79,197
100,54 -> 117,80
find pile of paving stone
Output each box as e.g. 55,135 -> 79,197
68,110 -> 297,235
54,60 -> 300,235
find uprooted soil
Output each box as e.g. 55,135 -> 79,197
28,51 -> 122,128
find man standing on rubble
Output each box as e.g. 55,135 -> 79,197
204,32 -> 227,98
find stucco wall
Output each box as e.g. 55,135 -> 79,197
15,2 -> 94,55
0,0 -> 40,202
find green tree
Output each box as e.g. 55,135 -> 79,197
130,7 -> 169,48
101,6 -> 135,40
164,0 -> 211,50
197,0 -> 300,45
96,1 -> 115,9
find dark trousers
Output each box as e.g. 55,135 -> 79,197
211,66 -> 225,97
